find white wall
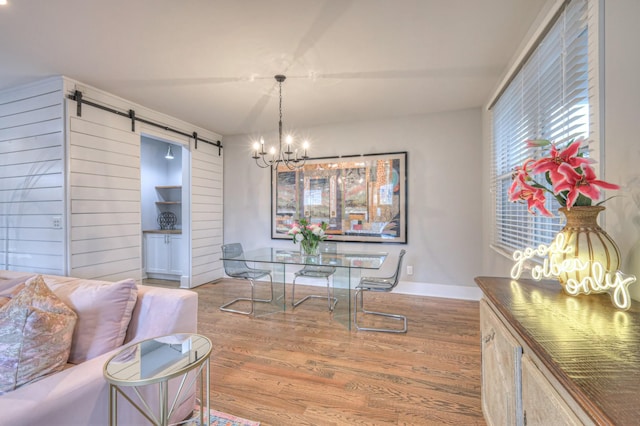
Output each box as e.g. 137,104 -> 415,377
601,0 -> 640,300
224,110 -> 484,298
481,0 -> 640,301
0,77 -> 65,275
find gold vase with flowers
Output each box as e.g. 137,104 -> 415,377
508,138 -> 620,289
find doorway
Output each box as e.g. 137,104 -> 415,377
140,135 -> 191,288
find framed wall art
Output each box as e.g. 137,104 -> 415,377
272,151 -> 407,243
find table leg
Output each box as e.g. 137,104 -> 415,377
159,381 -> 168,426
205,357 -> 210,425
109,384 -> 117,426
199,365 -> 204,425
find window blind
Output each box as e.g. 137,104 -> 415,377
491,0 -> 595,256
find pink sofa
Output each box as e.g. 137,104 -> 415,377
0,271 -> 199,426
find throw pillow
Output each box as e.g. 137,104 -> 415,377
0,274 -> 34,292
45,277 -> 138,364
0,283 -> 25,308
0,275 -> 77,394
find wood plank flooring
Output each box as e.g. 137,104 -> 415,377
146,279 -> 485,425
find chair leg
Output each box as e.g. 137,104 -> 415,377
292,275 -> 298,307
292,276 -> 338,311
353,288 -> 407,333
326,277 -> 338,311
220,276 -> 273,316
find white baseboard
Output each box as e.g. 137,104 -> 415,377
292,277 -> 482,301
394,281 -> 482,301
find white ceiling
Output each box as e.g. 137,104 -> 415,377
0,0 -> 546,137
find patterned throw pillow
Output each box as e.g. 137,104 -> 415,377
0,275 -> 77,394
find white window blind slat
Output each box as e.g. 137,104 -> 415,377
490,0 -> 596,255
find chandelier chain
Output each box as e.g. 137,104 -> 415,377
279,78 -> 283,151
279,79 -> 283,127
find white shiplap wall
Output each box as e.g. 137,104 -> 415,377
64,77 -> 224,285
0,78 -> 65,275
1,76 -> 223,284
190,139 -> 224,286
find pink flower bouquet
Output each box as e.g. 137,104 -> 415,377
508,139 -> 619,217
288,217 -> 329,254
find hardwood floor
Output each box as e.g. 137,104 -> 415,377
148,279 -> 485,425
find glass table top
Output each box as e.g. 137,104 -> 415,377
228,247 -> 388,270
104,333 -> 212,386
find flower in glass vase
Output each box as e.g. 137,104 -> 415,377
288,217 -> 328,256
508,138 -> 619,216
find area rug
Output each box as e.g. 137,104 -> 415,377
185,406 -> 260,426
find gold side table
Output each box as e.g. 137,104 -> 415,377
104,333 -> 211,426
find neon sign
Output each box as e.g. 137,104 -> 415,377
511,233 -> 636,310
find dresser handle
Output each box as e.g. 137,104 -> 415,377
483,329 -> 495,344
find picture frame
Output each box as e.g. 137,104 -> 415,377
271,151 -> 407,243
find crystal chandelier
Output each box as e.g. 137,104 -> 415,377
252,75 -> 309,170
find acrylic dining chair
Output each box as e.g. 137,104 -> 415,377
353,249 -> 407,332
291,241 -> 338,311
220,243 -> 273,316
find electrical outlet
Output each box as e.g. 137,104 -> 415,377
52,217 -> 62,229
407,265 -> 413,275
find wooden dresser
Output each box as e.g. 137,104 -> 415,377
475,276 -> 640,426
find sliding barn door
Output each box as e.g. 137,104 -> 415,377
66,99 -> 142,281
190,140 -> 223,286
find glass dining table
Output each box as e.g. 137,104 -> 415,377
220,246 -> 388,329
